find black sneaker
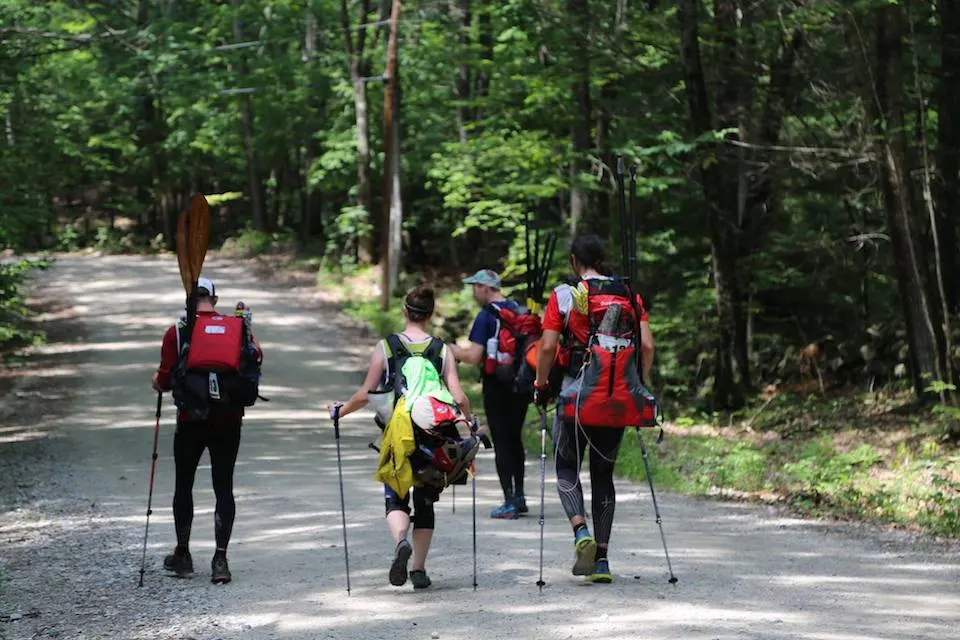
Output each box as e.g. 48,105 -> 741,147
410,569 -> 432,590
163,547 -> 194,576
389,539 -> 413,586
211,554 -> 231,584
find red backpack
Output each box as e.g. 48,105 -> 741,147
558,278 -> 659,428
172,313 -> 262,416
483,302 -> 543,397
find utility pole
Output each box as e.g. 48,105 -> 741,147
380,0 -> 402,310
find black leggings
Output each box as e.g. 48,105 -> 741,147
554,418 -> 624,547
172,419 -> 242,551
483,379 -> 529,500
385,484 -> 441,530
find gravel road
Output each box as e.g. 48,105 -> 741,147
1,255 -> 959,640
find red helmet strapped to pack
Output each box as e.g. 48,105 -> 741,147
558,278 -> 660,428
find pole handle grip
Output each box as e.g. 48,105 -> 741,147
155,392 -> 162,418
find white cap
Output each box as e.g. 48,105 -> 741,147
196,276 -> 216,297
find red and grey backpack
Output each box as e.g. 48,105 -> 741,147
558,278 -> 659,428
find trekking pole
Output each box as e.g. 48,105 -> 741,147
137,392 -> 163,588
536,406 -> 548,591
332,406 -> 352,594
472,463 -> 478,590
525,208 -> 533,303
470,418 -> 481,590
628,163 -> 639,286
636,432 -> 678,584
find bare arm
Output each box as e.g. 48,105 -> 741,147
535,328 -> 560,388
443,351 -> 472,422
449,341 -> 484,367
334,345 -> 385,418
640,320 -> 654,385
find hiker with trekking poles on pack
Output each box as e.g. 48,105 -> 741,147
448,268 -> 535,519
530,159 -> 677,586
327,284 -> 488,591
447,211 -> 557,521
532,233 -> 656,582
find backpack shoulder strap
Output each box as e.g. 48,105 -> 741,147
483,302 -> 501,318
383,334 -> 408,385
423,337 -> 445,374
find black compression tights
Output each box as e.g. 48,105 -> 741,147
483,380 -> 529,500
554,419 -> 624,548
172,419 -> 242,551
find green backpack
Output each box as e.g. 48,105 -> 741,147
369,334 -> 453,426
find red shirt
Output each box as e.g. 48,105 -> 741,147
542,277 -> 648,345
156,310 -> 263,422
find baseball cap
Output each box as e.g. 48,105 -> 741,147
196,276 -> 216,297
462,269 -> 501,289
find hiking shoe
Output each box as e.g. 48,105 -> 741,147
490,501 -> 519,519
410,569 -> 432,590
588,558 -> 613,583
211,554 -> 231,584
163,547 -> 193,576
572,530 -> 597,576
512,495 -> 529,514
389,539 -> 413,586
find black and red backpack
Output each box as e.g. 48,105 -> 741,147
484,302 -> 544,399
172,313 -> 262,417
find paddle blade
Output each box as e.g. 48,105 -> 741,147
175,210 -> 191,295
185,194 -> 211,283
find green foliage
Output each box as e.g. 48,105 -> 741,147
0,259 -> 50,352
233,228 -> 276,257
4,0 -> 960,536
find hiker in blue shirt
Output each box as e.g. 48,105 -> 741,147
449,269 -> 530,519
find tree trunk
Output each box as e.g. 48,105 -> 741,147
341,0 -> 375,262
594,3 -> 625,238
567,0 -> 591,234
231,0 -> 266,231
677,0 -> 747,408
380,0 -> 402,310
270,164 -> 285,230
135,0 -> 166,237
474,0 -> 493,123
870,5 -> 948,397
301,2 -> 324,246
713,0 -> 752,395
454,0 -> 471,143
937,0 -> 960,313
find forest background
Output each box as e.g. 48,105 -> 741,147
1,0 -> 958,537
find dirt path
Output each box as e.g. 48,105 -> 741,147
1,255 -> 959,640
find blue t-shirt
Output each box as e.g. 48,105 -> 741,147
468,300 -> 520,352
